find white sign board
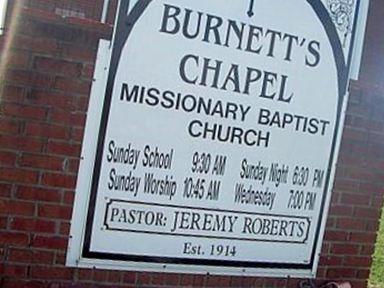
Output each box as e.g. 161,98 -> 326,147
67,0 -> 363,278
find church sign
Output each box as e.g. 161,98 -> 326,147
67,0 -> 362,278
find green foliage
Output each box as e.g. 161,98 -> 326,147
369,208 -> 384,288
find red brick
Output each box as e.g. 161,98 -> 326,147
150,273 -> 164,285
163,273 -> 180,285
324,230 -> 349,242
356,269 -> 371,279
343,128 -> 368,141
25,122 -> 70,140
193,275 -> 205,286
1,279 -> 47,288
71,127 -> 84,142
1,85 -> 25,103
13,35 -> 60,56
326,268 -> 356,278
345,114 -> 368,129
0,183 -> 12,197
46,141 -> 81,157
331,244 -> 360,255
0,167 -> 39,184
329,205 -> 353,216
319,256 -> 343,266
342,146 -> 370,160
61,43 -> 97,62
366,219 -> 380,232
371,159 -> 384,171
136,272 -> 151,285
38,203 -> 72,219
333,180 -> 359,192
316,268 -> 327,279
321,243 -> 330,254
343,256 -> 372,267
6,70 -> 53,88
108,271 -> 123,283
360,244 -> 375,256
369,131 -> 384,143
336,218 -> 365,231
94,270 -> 109,282
2,103 -> 47,120
180,274 -> 194,286
350,232 -> 377,243
50,110 -> 86,127
326,216 -> 335,228
0,135 -> 44,153
338,153 -> 365,166
8,248 -> 54,264
287,279 -> 306,288
20,153 -> 65,171
63,191 -> 75,205
77,269 -> 94,281
360,182 -> 383,195
368,144 -> 384,159
82,64 -> 95,78
68,159 -> 80,173
26,89 -> 75,110
55,252 -> 66,265
6,50 -> 31,69
331,192 -> 341,203
368,119 -> 384,132
3,264 -> 28,277
0,215 -> 7,228
354,207 -> 380,219
206,275 -> 230,287
346,168 -> 376,182
74,95 -> 90,111
0,150 -> 18,166
34,56 -> 82,77
16,186 -> 62,203
243,276 -> 260,287
32,235 -> 67,250
262,278 -> 288,287
54,77 -> 91,95
106,0 -> 118,23
30,266 -> 73,280
0,231 -> 29,246
371,195 -> 384,208
59,221 -> 70,235
350,281 -> 368,288
10,217 -> 56,233
0,119 -> 21,135
0,199 -> 35,216
123,272 -> 136,284
340,193 -> 371,206
41,172 -> 76,189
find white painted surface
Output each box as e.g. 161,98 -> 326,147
350,0 -> 370,80
67,0 -> 363,278
0,0 -> 8,35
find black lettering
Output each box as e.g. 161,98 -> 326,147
160,4 -> 181,34
183,9 -> 203,39
179,54 -> 199,84
306,40 -> 321,67
203,14 -> 223,44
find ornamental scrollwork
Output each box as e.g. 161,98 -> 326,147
327,0 -> 355,35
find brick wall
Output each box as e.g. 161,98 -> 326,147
14,0 -> 104,20
0,1 -> 383,287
